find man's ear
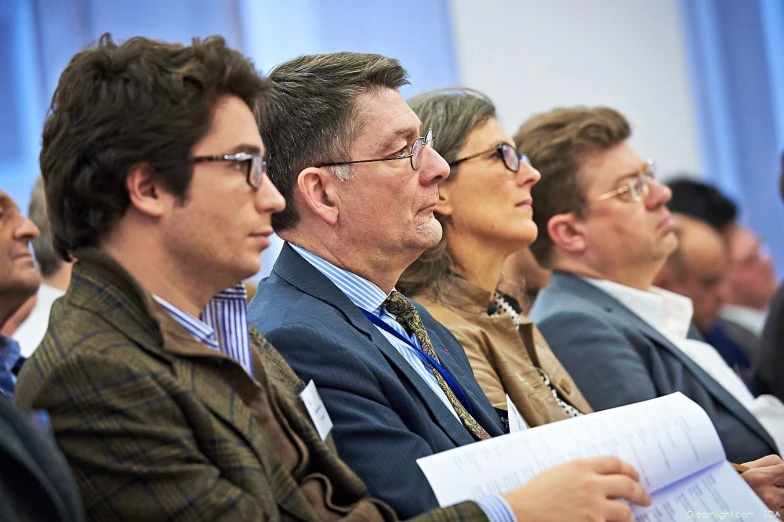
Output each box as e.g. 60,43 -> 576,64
435,183 -> 453,218
547,213 -> 587,254
297,167 -> 340,225
126,163 -> 165,217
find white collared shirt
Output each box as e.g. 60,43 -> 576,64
719,304 -> 767,337
13,283 -> 65,357
583,277 -> 784,454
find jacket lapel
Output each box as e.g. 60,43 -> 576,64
553,273 -> 776,448
272,244 -> 475,446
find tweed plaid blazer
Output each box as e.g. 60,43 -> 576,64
14,248 -> 488,522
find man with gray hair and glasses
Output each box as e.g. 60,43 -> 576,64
250,53 -> 651,521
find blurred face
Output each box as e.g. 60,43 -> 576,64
669,225 -> 728,332
0,190 -> 41,319
439,118 -> 540,255
162,96 -> 285,289
334,88 -> 449,262
579,142 -> 677,279
723,224 -> 777,309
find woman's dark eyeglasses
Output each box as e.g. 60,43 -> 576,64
192,152 -> 268,189
448,142 -> 530,173
315,128 -> 434,171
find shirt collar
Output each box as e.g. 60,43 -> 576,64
289,243 -> 390,313
581,276 -> 694,339
152,283 -> 248,351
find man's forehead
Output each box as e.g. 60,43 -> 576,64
356,89 -> 421,134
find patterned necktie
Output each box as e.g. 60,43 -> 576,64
383,291 -> 491,441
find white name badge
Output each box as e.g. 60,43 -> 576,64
506,394 -> 528,433
300,380 -> 333,441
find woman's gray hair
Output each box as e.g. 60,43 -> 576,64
397,87 -> 496,299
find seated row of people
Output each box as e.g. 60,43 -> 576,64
1,34 -> 782,521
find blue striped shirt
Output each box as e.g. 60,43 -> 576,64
289,243 -> 515,522
290,243 -> 458,419
154,283 -> 254,377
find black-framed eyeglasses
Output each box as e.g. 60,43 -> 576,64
315,128 -> 434,171
192,152 -> 268,189
448,143 -> 530,174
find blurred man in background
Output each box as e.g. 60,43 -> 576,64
653,213 -> 754,388
13,176 -> 73,357
668,178 -> 778,365
0,189 -> 40,398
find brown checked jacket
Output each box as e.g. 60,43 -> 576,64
15,248 -> 488,522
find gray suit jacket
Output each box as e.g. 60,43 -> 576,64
530,271 -> 777,463
249,244 -> 506,518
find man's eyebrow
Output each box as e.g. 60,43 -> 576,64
376,127 -> 419,154
228,143 -> 263,154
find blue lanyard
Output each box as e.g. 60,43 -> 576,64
362,310 -> 476,417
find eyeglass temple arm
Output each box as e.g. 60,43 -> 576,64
595,185 -> 631,202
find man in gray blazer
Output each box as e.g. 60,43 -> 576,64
249,54 -> 652,521
516,106 -> 784,510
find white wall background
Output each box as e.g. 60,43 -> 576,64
449,0 -> 703,179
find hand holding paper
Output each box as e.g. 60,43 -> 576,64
417,393 -> 769,521
501,456 -> 651,522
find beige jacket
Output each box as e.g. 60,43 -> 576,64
412,276 -> 592,427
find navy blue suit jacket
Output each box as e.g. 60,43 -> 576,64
249,244 -> 505,518
530,272 -> 777,463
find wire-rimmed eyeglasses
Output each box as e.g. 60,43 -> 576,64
315,128 -> 434,171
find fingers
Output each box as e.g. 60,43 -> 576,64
753,486 -> 784,512
604,501 -> 635,522
603,475 -> 652,507
743,454 -> 784,468
587,456 -> 641,482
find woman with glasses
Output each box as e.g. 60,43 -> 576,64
397,88 -> 592,428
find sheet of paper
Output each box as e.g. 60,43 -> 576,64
506,394 -> 527,433
633,461 -> 771,521
417,393 -> 726,507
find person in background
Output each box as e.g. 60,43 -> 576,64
517,105 -> 784,510
0,188 -> 40,398
653,213 -> 753,386
757,153 -> 784,400
250,54 -> 651,521
13,176 -> 73,357
667,177 -> 777,364
653,214 -> 784,450
397,88 -> 591,428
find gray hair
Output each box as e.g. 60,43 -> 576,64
397,87 -> 496,298
259,52 -> 409,232
28,176 -> 61,277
